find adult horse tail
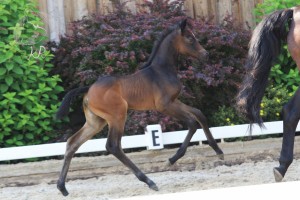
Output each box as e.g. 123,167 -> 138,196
56,86 -> 90,119
236,8 -> 293,129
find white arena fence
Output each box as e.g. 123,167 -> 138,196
0,121 -> 299,161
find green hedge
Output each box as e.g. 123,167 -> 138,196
0,0 -> 63,147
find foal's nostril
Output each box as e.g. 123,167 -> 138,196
201,50 -> 209,59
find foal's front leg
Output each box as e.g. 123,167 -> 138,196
188,105 -> 224,158
161,100 -> 223,165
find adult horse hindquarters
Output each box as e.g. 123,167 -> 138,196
56,19 -> 223,196
236,7 -> 300,182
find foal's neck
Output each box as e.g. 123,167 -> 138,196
150,32 -> 179,73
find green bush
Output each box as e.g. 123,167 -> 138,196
254,0 -> 300,20
260,84 -> 292,122
270,64 -> 300,94
210,84 -> 292,125
0,0 -> 63,147
210,106 -> 246,127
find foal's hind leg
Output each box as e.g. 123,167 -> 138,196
161,100 -> 223,165
105,118 -> 158,191
273,87 -> 300,182
57,109 -> 106,196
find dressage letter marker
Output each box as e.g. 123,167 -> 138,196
152,130 -> 160,146
146,125 -> 164,150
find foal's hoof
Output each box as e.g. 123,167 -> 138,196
168,157 -> 177,165
217,153 -> 224,160
57,181 -> 69,196
165,160 -> 172,168
273,167 -> 284,182
149,182 -> 159,191
166,158 -> 175,166
165,160 -> 179,171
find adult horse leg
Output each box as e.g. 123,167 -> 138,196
105,120 -> 158,191
274,20 -> 300,181
57,108 -> 107,196
274,87 -> 300,181
161,100 -> 223,165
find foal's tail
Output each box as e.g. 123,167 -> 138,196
236,8 -> 293,129
56,86 -> 90,119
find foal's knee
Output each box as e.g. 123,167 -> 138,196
192,109 -> 208,124
186,119 -> 199,132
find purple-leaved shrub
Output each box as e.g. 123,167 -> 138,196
49,0 -> 250,136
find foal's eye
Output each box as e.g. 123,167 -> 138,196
186,36 -> 194,43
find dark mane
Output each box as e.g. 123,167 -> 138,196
139,24 -> 179,69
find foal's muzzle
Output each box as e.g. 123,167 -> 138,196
199,50 -> 209,61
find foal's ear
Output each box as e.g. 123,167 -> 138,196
179,19 -> 187,34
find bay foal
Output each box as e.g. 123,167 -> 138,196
56,19 -> 223,196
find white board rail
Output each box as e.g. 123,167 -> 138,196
0,121 -> 298,161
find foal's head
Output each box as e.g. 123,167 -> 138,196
174,19 -> 208,60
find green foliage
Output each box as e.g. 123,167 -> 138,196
254,0 -> 300,21
270,63 -> 300,93
260,84 -> 292,122
0,0 -> 63,147
211,85 -> 291,126
210,106 -> 246,127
